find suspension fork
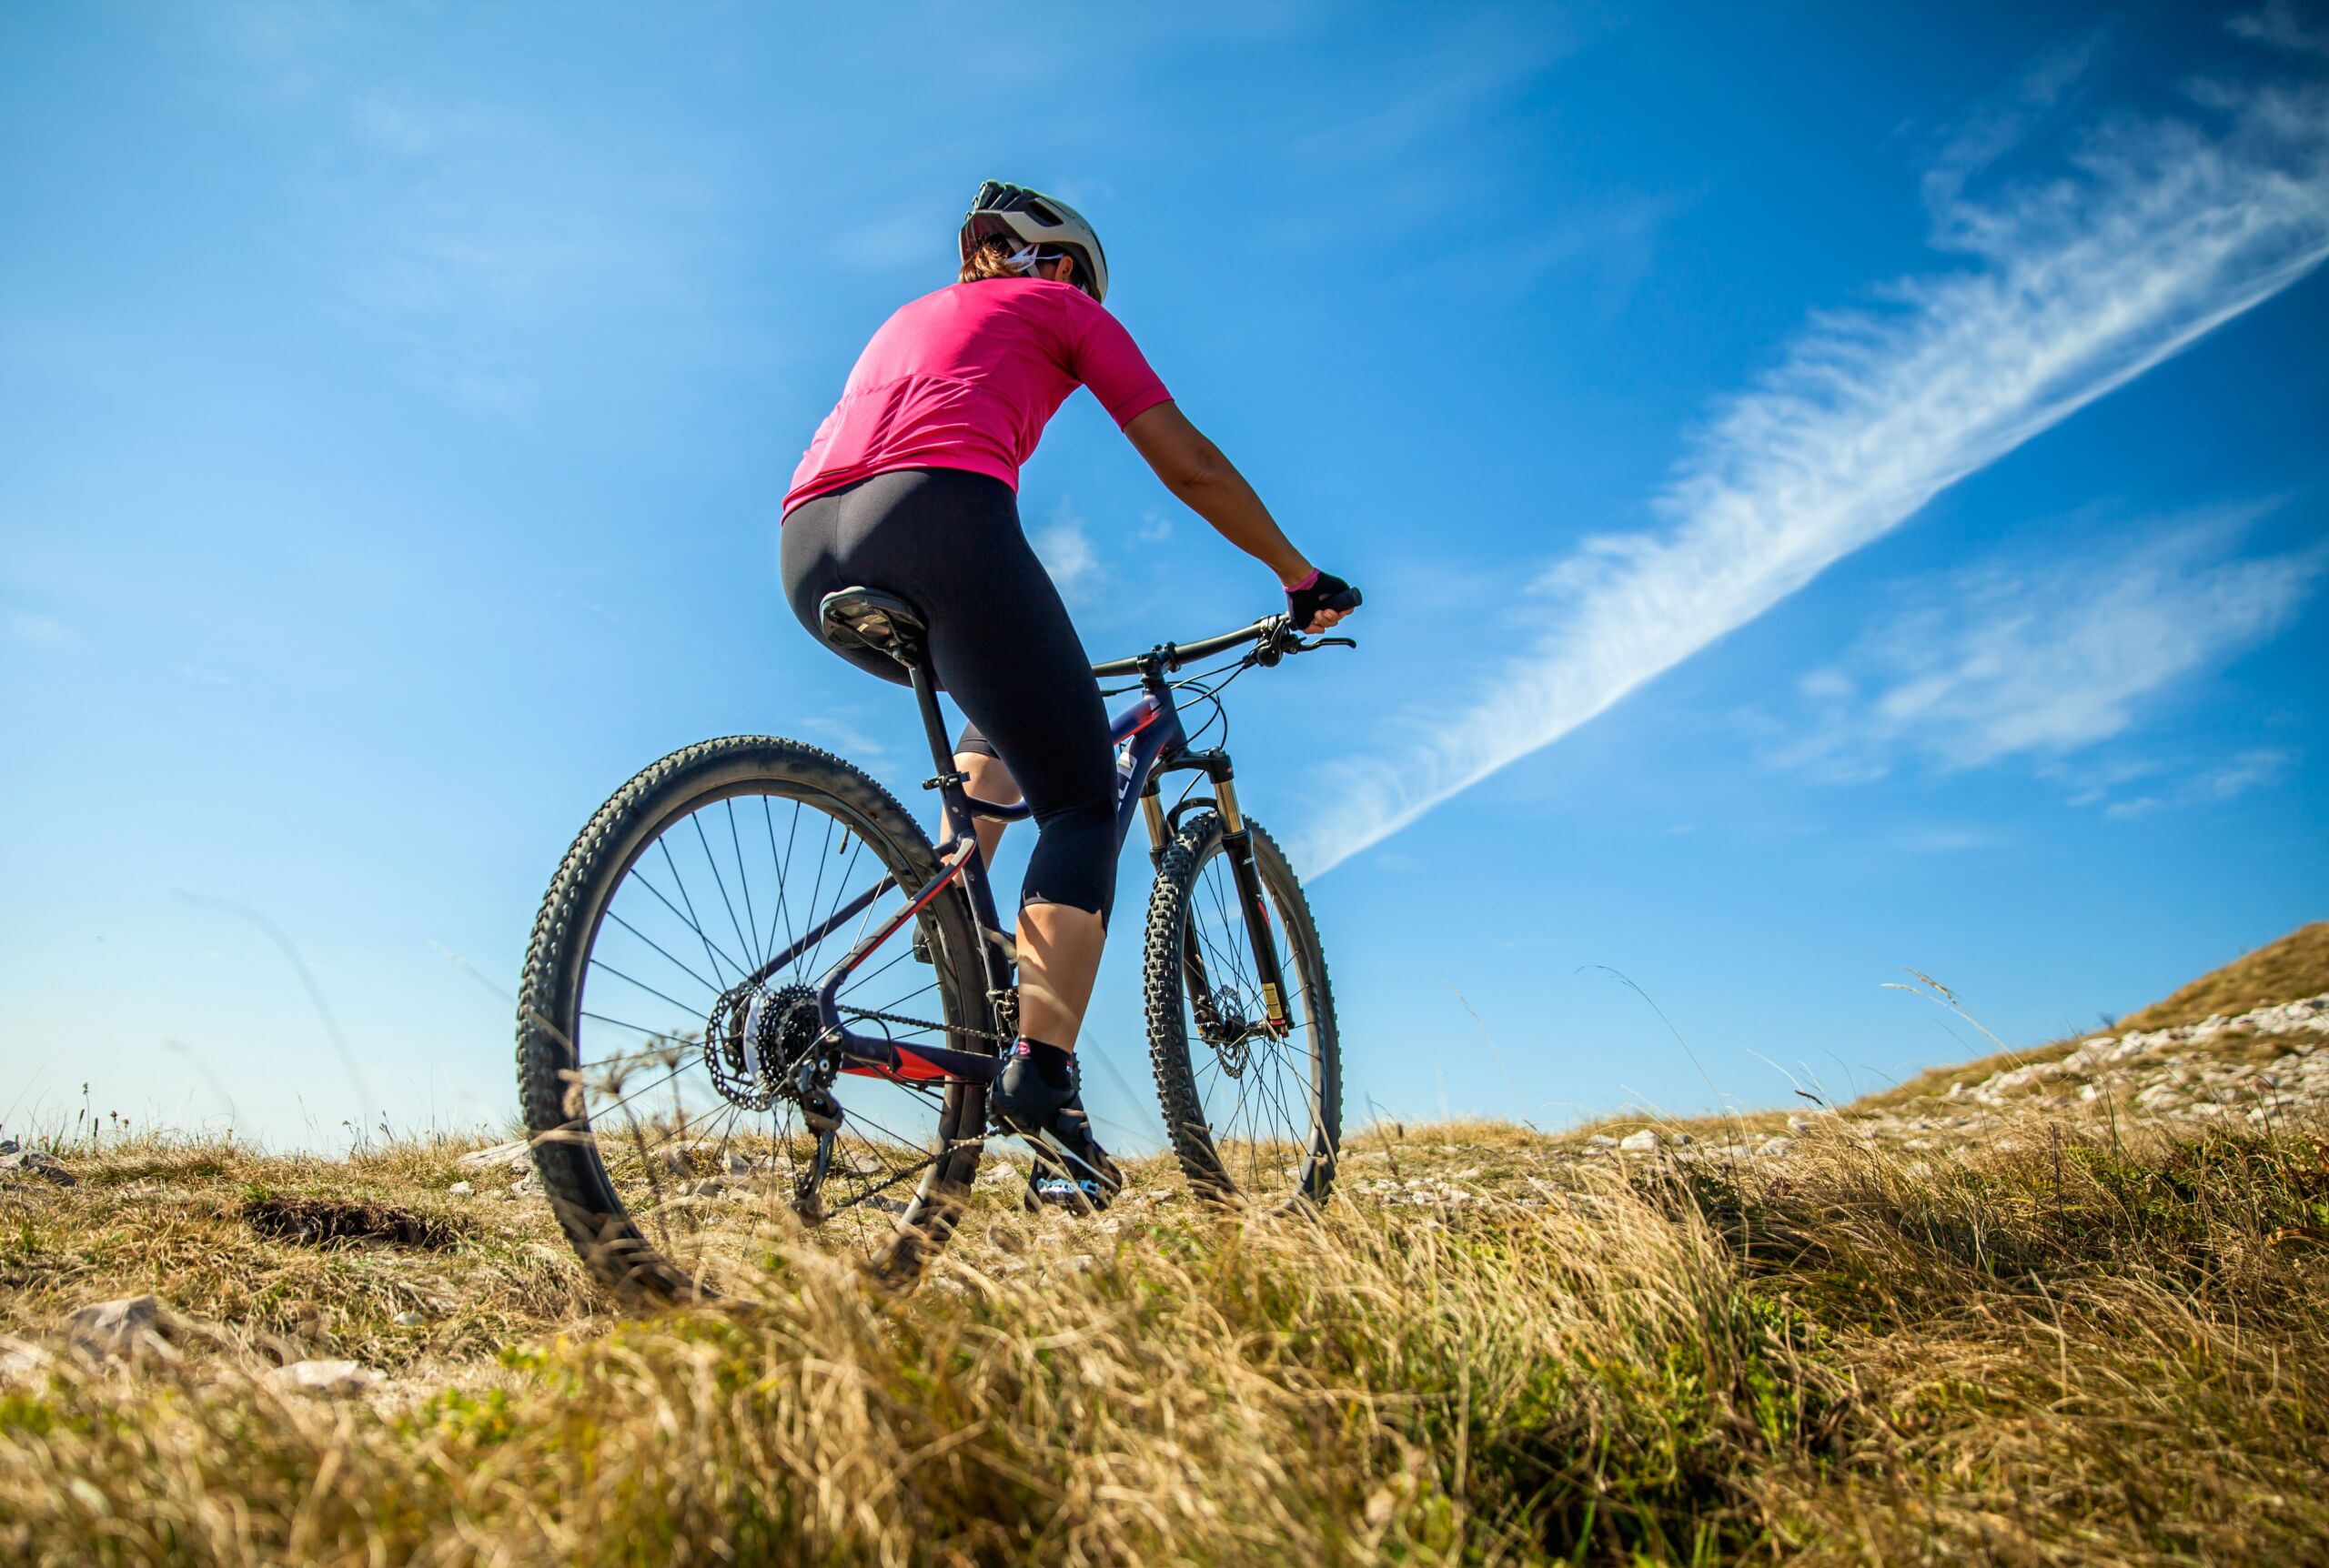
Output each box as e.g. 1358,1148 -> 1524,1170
1211,770 -> 1292,1037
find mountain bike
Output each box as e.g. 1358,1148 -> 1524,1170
515,586 -> 1358,1297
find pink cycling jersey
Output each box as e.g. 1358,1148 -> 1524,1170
783,277 -> 1172,513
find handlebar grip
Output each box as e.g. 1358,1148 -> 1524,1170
1323,586 -> 1363,614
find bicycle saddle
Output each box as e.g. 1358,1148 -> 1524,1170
818,587 -> 928,665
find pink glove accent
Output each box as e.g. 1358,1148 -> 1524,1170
1284,568 -> 1320,592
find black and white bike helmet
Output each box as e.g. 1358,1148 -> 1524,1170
960,180 -> 1110,303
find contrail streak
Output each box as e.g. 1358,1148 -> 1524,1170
1297,75 -> 2329,876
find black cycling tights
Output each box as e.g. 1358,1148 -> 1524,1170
781,467 -> 1117,923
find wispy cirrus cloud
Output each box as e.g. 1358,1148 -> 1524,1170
1772,507 -> 2324,786
5,608 -> 80,649
1295,56 -> 2329,876
1032,505 -> 1103,604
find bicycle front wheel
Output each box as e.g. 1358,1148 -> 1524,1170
1142,811 -> 1341,1205
516,736 -> 992,1302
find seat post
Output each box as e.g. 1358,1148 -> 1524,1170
904,658 -> 954,769
905,658 -> 976,848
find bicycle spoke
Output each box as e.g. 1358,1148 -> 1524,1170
602,908 -> 724,1000
725,800 -> 761,971
691,811 -> 758,978
577,1011 -> 697,1048
762,797 -> 802,977
640,852 -> 748,986
529,762 -> 985,1299
1169,831 -> 1334,1201
585,959 -> 707,1021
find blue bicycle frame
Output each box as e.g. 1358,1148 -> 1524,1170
735,617 -> 1295,1095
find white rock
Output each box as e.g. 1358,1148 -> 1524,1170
1617,1130 -> 1659,1153
447,1181 -> 474,1197
1756,1137 -> 1793,1159
393,1312 -> 426,1328
66,1295 -> 162,1356
0,1149 -> 76,1186
1585,1135 -> 1618,1150
456,1141 -> 530,1171
267,1359 -> 378,1399
0,1336 -> 53,1382
508,1174 -> 541,1198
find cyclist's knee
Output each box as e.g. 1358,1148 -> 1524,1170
1023,794 -> 1117,921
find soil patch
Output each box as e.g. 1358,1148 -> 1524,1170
243,1192 -> 460,1251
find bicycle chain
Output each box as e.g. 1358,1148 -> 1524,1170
839,1003 -> 1012,1046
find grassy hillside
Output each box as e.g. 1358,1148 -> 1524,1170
6,1115 -> 2329,1564
1861,920 -> 2329,1114
2117,921 -> 2329,1032
5,929 -> 2328,1563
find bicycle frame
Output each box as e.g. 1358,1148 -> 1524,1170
741,632 -> 1295,1096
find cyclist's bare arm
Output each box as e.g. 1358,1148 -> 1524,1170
1123,401 -> 1350,631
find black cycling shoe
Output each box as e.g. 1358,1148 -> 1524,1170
989,1044 -> 1076,1137
1032,1098 -> 1123,1211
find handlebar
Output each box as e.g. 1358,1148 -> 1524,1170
1090,601 -> 1359,679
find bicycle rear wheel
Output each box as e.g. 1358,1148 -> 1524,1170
516,736 -> 991,1301
1142,812 -> 1341,1205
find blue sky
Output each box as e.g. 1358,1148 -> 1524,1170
4,2 -> 2325,1150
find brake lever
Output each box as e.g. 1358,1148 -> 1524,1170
1296,635 -> 1358,653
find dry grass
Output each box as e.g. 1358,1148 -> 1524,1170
6,1111 -> 2329,1564
1857,922 -> 2329,1117
2117,921 -> 2329,1033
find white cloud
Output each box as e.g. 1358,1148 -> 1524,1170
1032,508 -> 1102,602
791,715 -> 890,765
2198,747 -> 2294,798
1294,70 -> 2329,877
5,610 -> 77,649
1895,824 -> 2014,854
1774,510 -> 2323,782
1920,32 -> 2104,214
2233,3 -> 2329,60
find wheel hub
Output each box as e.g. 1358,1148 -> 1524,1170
705,983 -> 823,1111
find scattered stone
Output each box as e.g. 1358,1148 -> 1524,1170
724,1151 -> 753,1175
0,1336 -> 54,1382
394,1312 -> 427,1328
457,1141 -> 532,1171
1786,1115 -> 1812,1134
1618,1130 -> 1659,1153
0,1148 -> 76,1186
1757,1137 -> 1794,1159
685,1179 -> 726,1198
66,1295 -> 163,1357
267,1359 -> 378,1399
508,1174 -> 542,1199
0,1137 -> 17,1154
1585,1134 -> 1618,1150
1665,1132 -> 1694,1148
447,1181 -> 474,1197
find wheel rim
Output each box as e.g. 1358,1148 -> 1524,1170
1175,839 -> 1330,1202
555,779 -> 980,1288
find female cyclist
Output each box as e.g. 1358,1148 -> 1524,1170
779,180 -> 1356,1205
